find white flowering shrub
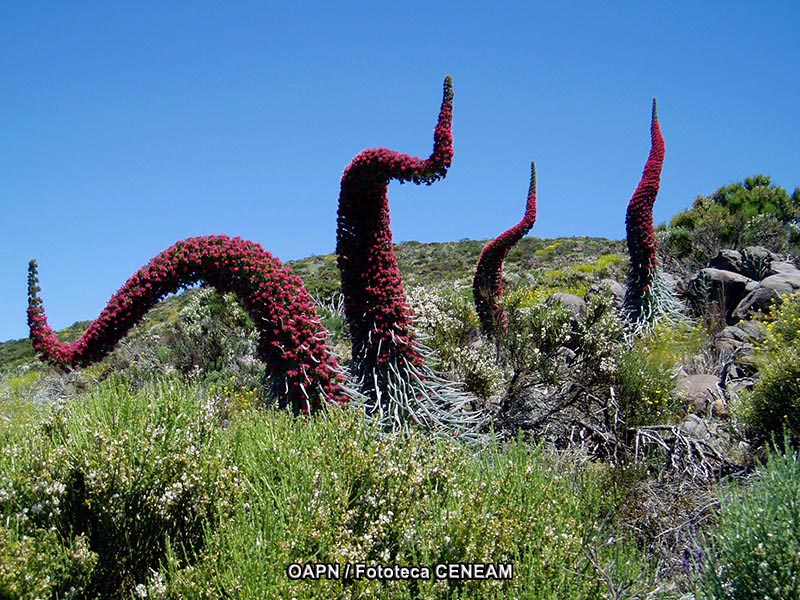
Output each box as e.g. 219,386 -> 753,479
161,287 -> 264,389
0,374 -> 245,599
408,285 -> 502,398
699,440 -> 800,599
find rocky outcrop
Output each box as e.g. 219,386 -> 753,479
685,248 -> 800,324
586,278 -> 626,308
709,249 -> 743,273
674,373 -> 728,418
732,272 -> 800,321
686,268 -> 755,321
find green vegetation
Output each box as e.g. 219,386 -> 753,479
737,292 -> 800,445
4,172 -> 800,597
698,439 -> 800,600
615,322 -> 706,427
0,373 -> 655,599
660,175 -> 800,269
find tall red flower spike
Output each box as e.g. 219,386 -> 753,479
623,99 -> 672,329
27,235 -> 347,414
335,76 -> 486,439
336,76 -> 453,379
473,161 -> 537,336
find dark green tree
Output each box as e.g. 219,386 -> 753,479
662,175 -> 800,267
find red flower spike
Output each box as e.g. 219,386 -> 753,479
27,236 -> 347,413
473,161 -> 537,336
624,99 -> 665,323
336,76 -> 454,388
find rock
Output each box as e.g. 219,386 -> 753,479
745,280 -> 760,292
768,260 -> 800,276
547,293 -> 586,320
674,373 -> 728,418
679,414 -> 711,438
742,245 -> 780,263
586,278 -> 626,308
736,319 -> 765,341
717,321 -> 762,344
688,268 -> 755,320
713,323 -> 761,364
759,272 -> 800,296
709,249 -> 743,274
731,286 -> 781,321
734,273 -> 800,320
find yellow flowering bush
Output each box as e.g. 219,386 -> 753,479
740,292 -> 800,444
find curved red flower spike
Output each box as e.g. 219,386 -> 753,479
624,99 -> 665,321
336,76 -> 454,385
473,161 -> 537,336
27,235 -> 347,413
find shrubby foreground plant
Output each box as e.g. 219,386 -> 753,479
698,439 -> 800,600
0,373 -> 656,599
738,292 -> 800,445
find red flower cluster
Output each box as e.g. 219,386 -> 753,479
27,235 -> 347,413
624,99 -> 665,315
336,76 -> 454,382
473,161 -> 537,336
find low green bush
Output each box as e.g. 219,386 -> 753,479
738,292 -> 800,445
0,372 -> 657,599
615,345 -> 676,427
698,440 -> 800,599
0,375 -> 245,599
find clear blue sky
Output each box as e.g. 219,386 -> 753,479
2,2 -> 798,342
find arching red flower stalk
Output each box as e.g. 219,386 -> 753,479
336,76 -> 453,375
473,161 -> 537,336
336,76 -> 486,438
27,235 -> 347,414
622,99 -> 681,332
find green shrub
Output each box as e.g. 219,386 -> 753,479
660,175 -> 800,268
0,525 -> 96,599
0,370 -> 658,598
615,345 -> 676,427
498,290 -> 577,383
407,285 -> 502,398
0,375 -> 245,599
161,409 -> 654,599
698,440 -> 800,599
614,321 -> 705,427
739,293 -> 800,445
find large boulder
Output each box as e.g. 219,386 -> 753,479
731,286 -> 781,322
709,249 -> 743,274
547,292 -> 586,320
768,260 -> 800,276
674,373 -> 728,418
585,278 -> 626,308
733,272 -> 800,320
741,245 -> 779,261
687,268 -> 755,321
759,272 -> 800,296
712,323 -> 761,373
